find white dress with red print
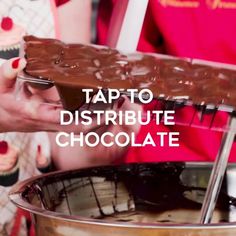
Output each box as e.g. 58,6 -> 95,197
0,0 -> 58,235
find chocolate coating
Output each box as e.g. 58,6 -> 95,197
24,36 -> 236,111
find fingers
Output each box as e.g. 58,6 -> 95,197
27,85 -> 60,102
22,95 -> 62,124
36,104 -> 62,123
0,58 -> 26,92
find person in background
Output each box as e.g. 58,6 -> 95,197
0,0 -> 92,235
96,0 -> 236,164
0,1 -> 140,235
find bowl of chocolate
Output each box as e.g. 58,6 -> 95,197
9,162 -> 236,236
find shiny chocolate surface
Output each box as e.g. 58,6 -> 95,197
24,36 -> 236,111
9,163 -> 236,236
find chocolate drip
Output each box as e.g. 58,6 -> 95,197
89,177 -> 105,216
24,36 -> 236,112
61,180 -> 72,215
21,163 -> 236,224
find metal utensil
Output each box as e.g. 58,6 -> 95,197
200,117 -> 236,223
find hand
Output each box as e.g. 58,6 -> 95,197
0,58 -> 59,132
0,58 -> 136,137
0,58 -> 81,133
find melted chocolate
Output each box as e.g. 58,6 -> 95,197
24,36 -> 236,111
21,163 -> 236,224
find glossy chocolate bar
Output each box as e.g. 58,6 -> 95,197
23,36 -> 236,111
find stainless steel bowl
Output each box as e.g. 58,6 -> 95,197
9,162 -> 236,236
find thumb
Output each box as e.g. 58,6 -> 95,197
0,58 -> 26,92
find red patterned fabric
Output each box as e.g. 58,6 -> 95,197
97,0 -> 236,164
55,0 -> 70,7
10,209 -> 34,236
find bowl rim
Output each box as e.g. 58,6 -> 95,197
9,162 -> 236,229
